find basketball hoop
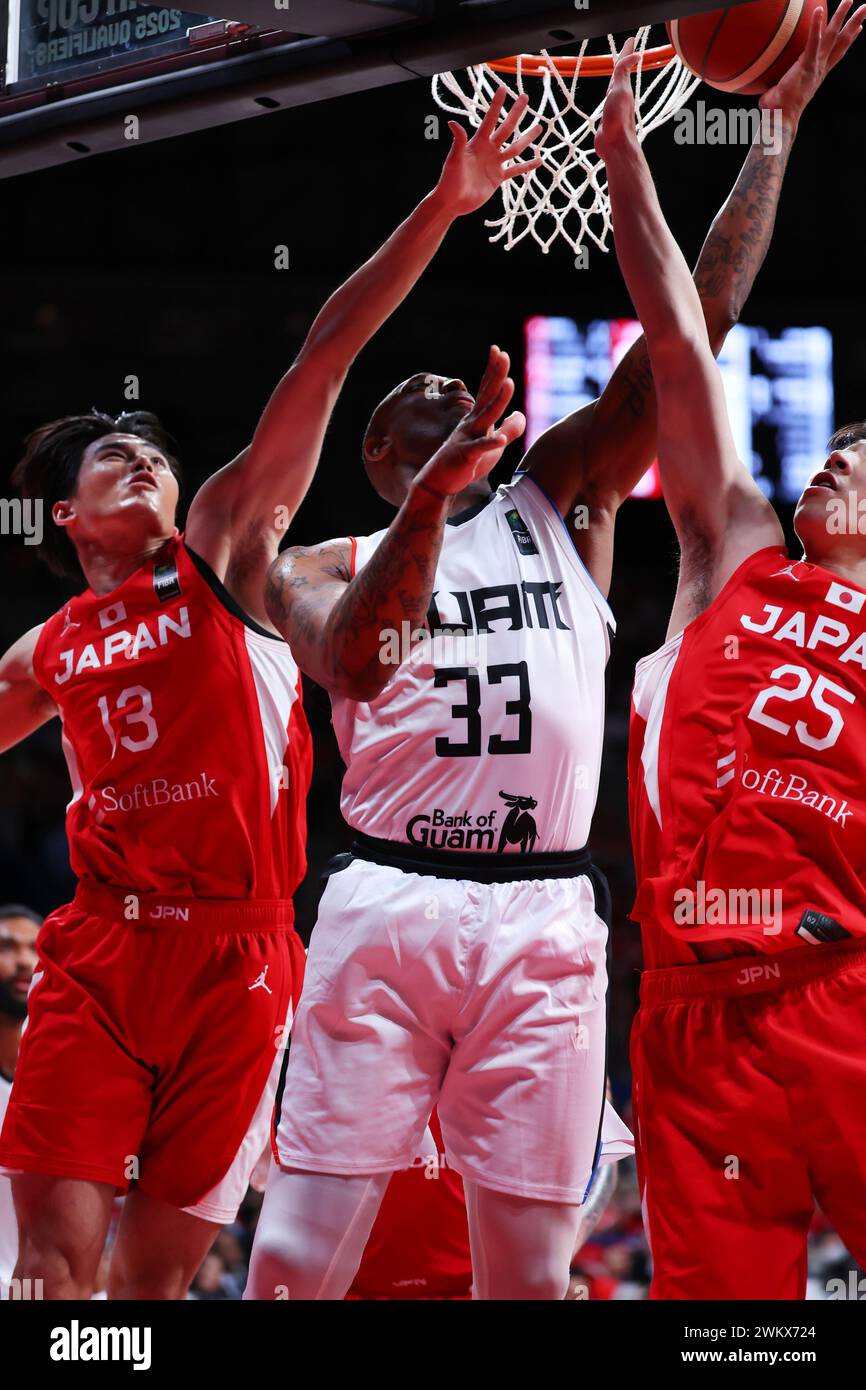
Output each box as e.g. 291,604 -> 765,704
432,28 -> 700,258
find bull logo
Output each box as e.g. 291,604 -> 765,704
498,790 -> 538,853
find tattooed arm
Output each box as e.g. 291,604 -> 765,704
521,1 -> 863,598
518,125 -> 787,595
264,500 -> 446,701
266,347 -> 524,701
185,91 -> 540,631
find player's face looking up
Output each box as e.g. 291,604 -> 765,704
0,917 -> 39,1022
794,435 -> 866,559
363,374 -> 476,505
52,432 -> 180,559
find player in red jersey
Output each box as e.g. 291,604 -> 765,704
597,5 -> 866,1298
246,10 -> 861,1306
347,1112 -> 472,1300
0,103 -> 541,1300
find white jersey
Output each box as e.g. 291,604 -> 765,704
331,473 -> 614,854
0,1073 -> 15,1295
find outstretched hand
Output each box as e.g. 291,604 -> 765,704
414,346 -> 526,498
594,37 -> 642,163
761,0 -> 866,122
435,90 -> 543,216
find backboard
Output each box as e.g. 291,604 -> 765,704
0,0 -> 746,180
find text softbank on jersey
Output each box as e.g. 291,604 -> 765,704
630,547 -> 866,965
332,475 -> 614,854
33,534 -> 311,900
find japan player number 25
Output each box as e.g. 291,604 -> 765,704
747,663 -> 854,752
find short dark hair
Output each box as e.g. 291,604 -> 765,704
11,410 -> 181,582
0,903 -> 43,927
827,421 -> 866,452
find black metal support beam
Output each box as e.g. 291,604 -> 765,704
0,0 -> 752,179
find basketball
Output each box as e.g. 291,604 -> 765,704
667,0 -> 826,95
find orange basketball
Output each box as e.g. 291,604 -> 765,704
667,0 -> 825,95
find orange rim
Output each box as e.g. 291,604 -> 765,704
487,45 -> 676,77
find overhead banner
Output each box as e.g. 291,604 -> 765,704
5,0 -> 224,87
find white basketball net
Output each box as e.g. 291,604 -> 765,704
432,28 -> 699,257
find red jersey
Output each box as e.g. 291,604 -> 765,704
347,1112 -> 471,1300
32,533 -> 311,901
629,547 -> 866,965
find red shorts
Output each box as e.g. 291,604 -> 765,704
347,1111 -> 472,1301
632,936 -> 866,1300
0,880 -> 305,1220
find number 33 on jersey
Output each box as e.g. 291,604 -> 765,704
331,475 -> 615,856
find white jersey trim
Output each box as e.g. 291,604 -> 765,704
633,632 -> 684,831
511,471 -> 616,635
0,1074 -> 16,1292
244,629 -> 302,817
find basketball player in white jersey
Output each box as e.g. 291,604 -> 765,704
246,38 -> 825,1298
0,97 -> 541,1301
0,905 -> 40,1298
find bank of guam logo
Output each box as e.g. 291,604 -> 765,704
498,791 -> 538,853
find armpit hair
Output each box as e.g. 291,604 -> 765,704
675,507 -> 716,617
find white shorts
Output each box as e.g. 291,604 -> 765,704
182,1034 -> 288,1226
274,851 -> 621,1203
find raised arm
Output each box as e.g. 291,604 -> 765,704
0,625 -> 57,755
596,40 -> 783,632
265,347 -> 524,700
186,94 -> 540,627
521,2 -> 863,597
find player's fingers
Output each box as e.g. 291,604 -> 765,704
494,91 -> 530,145
501,121 -> 544,159
477,85 -> 507,137
466,432 -> 510,471
603,37 -> 637,103
473,364 -> 512,422
466,378 -> 514,438
473,377 -> 516,433
829,3 -> 865,59
469,410 -> 525,466
803,4 -> 825,61
447,121 -> 469,152
824,0 -> 856,56
828,0 -> 852,34
614,36 -> 640,79
473,346 -> 510,408
502,156 -> 544,181
497,410 -> 527,444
